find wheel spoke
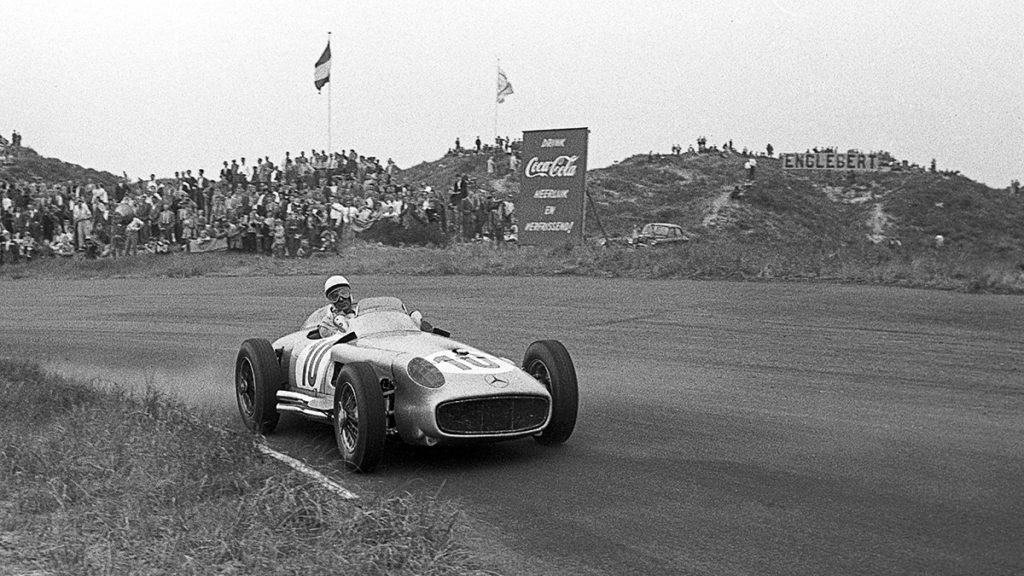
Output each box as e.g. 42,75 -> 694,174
238,360 -> 256,416
338,383 -> 359,452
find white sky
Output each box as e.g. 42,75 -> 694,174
1,1 -> 1021,186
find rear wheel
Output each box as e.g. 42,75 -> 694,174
333,363 -> 386,473
524,340 -> 578,445
235,339 -> 281,434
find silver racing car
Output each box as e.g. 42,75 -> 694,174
234,296 -> 578,473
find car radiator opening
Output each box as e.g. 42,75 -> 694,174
435,395 -> 549,435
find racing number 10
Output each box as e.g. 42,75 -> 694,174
433,353 -> 499,371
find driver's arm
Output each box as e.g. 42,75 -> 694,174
318,312 -> 350,338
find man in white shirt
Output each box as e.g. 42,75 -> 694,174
72,199 -> 92,250
125,216 -> 144,255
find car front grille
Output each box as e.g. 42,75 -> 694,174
436,395 -> 549,435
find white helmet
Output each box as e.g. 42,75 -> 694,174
324,275 -> 350,298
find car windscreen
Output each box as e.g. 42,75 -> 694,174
348,309 -> 421,335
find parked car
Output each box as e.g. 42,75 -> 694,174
634,223 -> 691,246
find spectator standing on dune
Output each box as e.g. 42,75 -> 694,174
257,158 -> 270,184
40,205 -> 57,242
238,159 -> 249,187
1,190 -> 12,219
220,161 -> 231,186
211,191 -> 227,221
21,204 -> 39,247
260,214 -> 273,254
108,211 -> 126,258
180,210 -> 196,252
229,160 -> 240,191
136,196 -> 152,245
158,204 -> 175,243
73,198 -> 92,250
459,191 -> 475,240
0,223 -> 15,265
148,194 -> 162,246
183,170 -> 198,196
113,180 -> 128,204
194,169 -> 208,215
271,218 -> 286,258
174,195 -> 189,246
90,182 -> 108,212
204,176 -> 216,219
125,215 -> 143,256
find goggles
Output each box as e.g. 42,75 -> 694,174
327,285 -> 351,302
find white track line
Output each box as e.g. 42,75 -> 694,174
256,442 -> 359,500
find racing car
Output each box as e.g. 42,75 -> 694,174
234,296 -> 578,473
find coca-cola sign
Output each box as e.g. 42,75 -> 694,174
524,155 -> 579,178
518,127 -> 588,246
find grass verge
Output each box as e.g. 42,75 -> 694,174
0,360 -> 498,576
1,240 -> 1022,293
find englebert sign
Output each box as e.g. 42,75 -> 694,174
780,151 -> 881,171
518,127 -> 589,245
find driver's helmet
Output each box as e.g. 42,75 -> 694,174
323,275 -> 351,302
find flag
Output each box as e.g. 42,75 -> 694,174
497,66 -> 514,103
314,42 -> 331,92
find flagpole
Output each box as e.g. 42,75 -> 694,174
327,31 -> 332,154
494,58 -> 500,141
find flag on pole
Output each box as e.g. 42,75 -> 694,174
314,42 -> 331,92
497,66 -> 514,103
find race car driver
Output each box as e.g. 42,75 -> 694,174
318,275 -> 355,337
317,274 -> 434,338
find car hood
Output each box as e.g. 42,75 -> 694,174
353,330 -> 520,375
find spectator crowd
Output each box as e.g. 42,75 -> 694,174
1,131 -> 521,265
6,129 -> 967,266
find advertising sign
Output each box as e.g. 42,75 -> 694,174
518,127 -> 588,246
780,151 -> 881,171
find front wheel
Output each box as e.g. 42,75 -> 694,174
235,338 -> 282,434
333,363 -> 386,473
524,340 -> 578,445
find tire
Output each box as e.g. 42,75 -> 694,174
523,340 -> 579,445
333,362 -> 387,473
235,338 -> 282,434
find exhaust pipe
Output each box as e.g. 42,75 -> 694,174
277,390 -> 314,403
275,390 -> 331,422
276,404 -> 331,423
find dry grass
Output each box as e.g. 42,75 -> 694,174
0,360 -> 499,576
2,235 -> 1022,293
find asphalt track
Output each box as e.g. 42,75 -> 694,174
1,275 -> 1022,575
